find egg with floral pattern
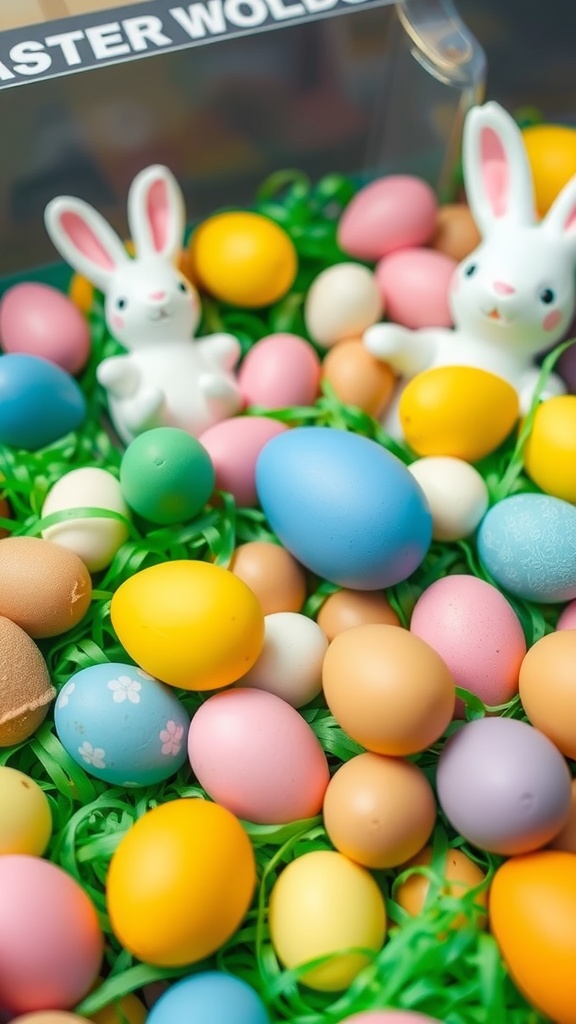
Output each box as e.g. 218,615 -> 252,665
54,663 -> 190,786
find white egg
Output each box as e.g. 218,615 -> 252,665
407,456 -> 489,541
239,611 -> 328,708
304,263 -> 383,348
41,467 -> 130,572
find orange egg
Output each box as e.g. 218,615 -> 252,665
68,274 -> 94,314
395,845 -> 488,929
322,623 -> 455,755
430,204 -> 481,262
549,779 -> 576,853
321,338 -> 396,417
228,540 -> 307,614
519,629 -> 576,759
489,850 -> 576,1024
316,588 -> 401,641
88,980 -> 147,1024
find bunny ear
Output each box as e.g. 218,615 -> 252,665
127,165 -> 185,264
541,173 -> 576,256
463,101 -> 536,235
44,196 -> 128,293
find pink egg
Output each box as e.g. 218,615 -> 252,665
338,176 -> 438,261
340,1014 -> 441,1023
0,283 -> 91,375
238,333 -> 321,409
188,687 -> 330,823
409,575 -> 527,717
375,248 -> 456,329
557,600 -> 576,629
198,416 -> 287,506
0,855 -> 103,1013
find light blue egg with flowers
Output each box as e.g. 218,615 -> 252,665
54,662 -> 190,786
477,493 -> 576,603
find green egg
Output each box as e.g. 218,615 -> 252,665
120,427 -> 215,525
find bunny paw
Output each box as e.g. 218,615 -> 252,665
121,387 -> 166,434
200,333 -> 242,371
199,372 -> 240,401
98,356 -> 141,399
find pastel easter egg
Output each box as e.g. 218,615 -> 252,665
146,973 -> 269,1024
199,416 -> 287,507
239,611 -> 327,707
304,264 -> 383,349
0,855 -> 103,1013
188,687 -> 329,823
489,850 -> 576,1024
0,767 -> 52,855
110,560 -> 264,690
477,493 -> 576,603
41,467 -> 130,573
228,541 -> 307,614
395,845 -> 488,930
0,282 -> 91,375
523,395 -> 576,502
120,427 -> 215,525
430,203 -> 481,262
255,427 -> 432,589
437,717 -> 572,855
54,663 -> 190,786
519,630 -> 576,761
407,457 -> 489,541
317,588 -> 400,640
238,333 -> 321,409
409,575 -> 527,714
0,535 -> 92,639
399,366 -> 519,461
375,249 -> 456,329
337,176 -> 438,260
522,123 -> 576,215
558,600 -> 576,629
321,338 -> 396,418
0,354 -> 86,450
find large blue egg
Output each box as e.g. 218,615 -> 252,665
147,972 -> 270,1024
477,493 -> 576,603
54,662 -> 190,786
255,426 -> 432,589
0,353 -> 86,450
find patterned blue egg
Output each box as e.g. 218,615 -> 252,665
255,426 -> 432,589
54,662 -> 190,786
477,493 -> 576,603
0,353 -> 86,450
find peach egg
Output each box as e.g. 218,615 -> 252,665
321,337 -> 396,417
395,845 -> 488,929
228,540 -> 307,614
316,588 -> 401,641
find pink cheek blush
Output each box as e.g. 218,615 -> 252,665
556,600 -> 576,630
111,315 -> 124,331
238,333 -> 322,409
198,415 -> 288,506
543,309 -> 562,332
375,248 -> 457,329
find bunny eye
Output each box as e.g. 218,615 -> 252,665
177,281 -> 188,294
539,287 -> 555,305
464,263 -> 477,278
116,297 -> 128,310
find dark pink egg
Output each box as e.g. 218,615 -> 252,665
0,282 -> 91,375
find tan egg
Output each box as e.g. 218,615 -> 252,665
323,752 -> 436,868
0,615 -> 55,747
322,623 -> 455,755
229,540 -> 306,614
317,587 -> 401,641
519,630 -> 576,760
431,204 -> 481,262
0,535 -> 92,639
11,1016 -> 87,1024
549,779 -> 576,852
321,338 -> 396,417
395,844 -> 488,929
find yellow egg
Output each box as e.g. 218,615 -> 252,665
268,849 -> 386,991
0,766 -> 52,855
110,559 -> 264,690
523,395 -> 576,502
522,124 -> 576,217
188,211 -> 297,307
68,274 -> 94,314
399,366 -> 519,461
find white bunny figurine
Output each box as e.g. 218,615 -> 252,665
44,165 -> 243,444
363,101 -> 576,437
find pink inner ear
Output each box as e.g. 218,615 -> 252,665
60,211 -> 116,269
480,127 -> 509,218
146,179 -> 170,253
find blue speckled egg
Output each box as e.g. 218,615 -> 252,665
0,352 -> 86,450
255,426 -> 432,589
477,493 -> 576,603
54,662 -> 190,786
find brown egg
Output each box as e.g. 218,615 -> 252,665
549,779 -> 576,853
228,540 -> 306,614
0,535 -> 92,639
0,493 -> 11,539
321,337 -> 396,417
317,588 -> 401,641
395,845 -> 488,929
322,623 -> 455,755
0,615 -> 55,746
430,204 -> 481,262
519,630 -> 576,760
323,752 -> 436,869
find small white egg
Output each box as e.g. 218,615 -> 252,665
41,466 -> 130,572
238,611 -> 328,708
407,456 -> 489,541
304,263 -> 383,349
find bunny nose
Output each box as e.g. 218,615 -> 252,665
149,290 -> 167,301
493,281 -> 515,295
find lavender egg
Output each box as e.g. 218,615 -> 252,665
436,717 -> 572,855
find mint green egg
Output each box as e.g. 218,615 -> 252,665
120,427 -> 215,525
